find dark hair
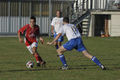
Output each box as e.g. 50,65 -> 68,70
30,16 -> 36,22
63,17 -> 69,23
56,10 -> 62,17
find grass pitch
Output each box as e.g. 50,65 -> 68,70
0,37 -> 120,80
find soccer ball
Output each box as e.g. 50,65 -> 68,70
26,61 -> 34,68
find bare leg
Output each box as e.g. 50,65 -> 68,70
82,50 -> 106,70
82,50 -> 93,59
57,46 -> 67,55
57,46 -> 68,69
32,47 -> 45,66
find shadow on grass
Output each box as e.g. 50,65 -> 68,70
0,64 -> 120,73
73,58 -> 114,62
0,66 -> 89,73
108,67 -> 120,71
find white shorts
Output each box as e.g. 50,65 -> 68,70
26,42 -> 38,54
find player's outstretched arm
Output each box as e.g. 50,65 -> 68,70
47,33 -> 62,45
18,32 -> 23,43
51,25 -> 54,34
39,37 -> 44,44
17,25 -> 28,43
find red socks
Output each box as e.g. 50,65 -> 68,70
34,53 -> 43,63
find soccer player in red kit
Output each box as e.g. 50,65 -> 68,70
18,16 -> 46,67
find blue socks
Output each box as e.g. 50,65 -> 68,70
59,55 -> 102,68
91,56 -> 102,67
59,54 -> 67,67
55,45 -> 59,49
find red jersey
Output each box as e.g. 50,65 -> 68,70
18,24 -> 40,46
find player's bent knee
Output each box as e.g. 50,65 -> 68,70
56,49 -> 60,53
57,46 -> 66,55
57,49 -> 62,55
32,47 -> 37,54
